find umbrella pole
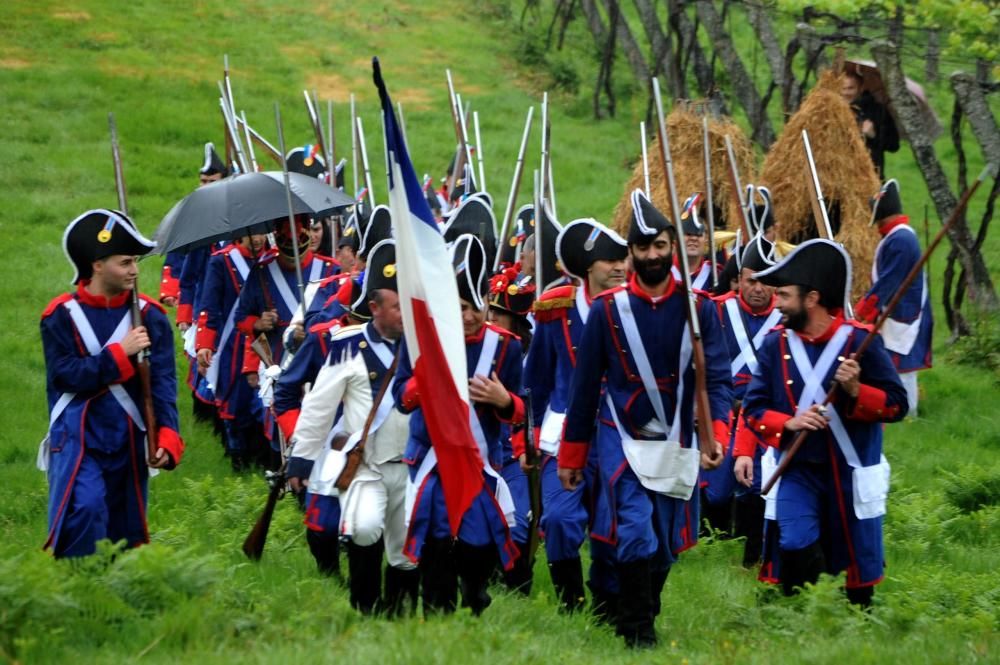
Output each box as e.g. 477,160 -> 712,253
274,103 -> 308,318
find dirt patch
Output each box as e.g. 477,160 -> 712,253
0,58 -> 31,70
52,10 -> 91,21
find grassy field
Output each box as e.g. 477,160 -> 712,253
1,1 -> 999,663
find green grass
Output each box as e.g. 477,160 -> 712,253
1,1 -> 999,663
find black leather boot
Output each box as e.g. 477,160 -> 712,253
419,537 -> 457,616
780,541 -> 826,596
588,582 -> 619,627
650,566 -> 670,618
548,557 -> 586,612
455,540 -> 497,616
846,585 -> 874,609
734,495 -> 766,567
347,539 -> 384,614
305,529 -> 341,578
503,542 -> 533,596
700,490 -> 734,537
384,565 -> 420,618
615,558 -> 657,649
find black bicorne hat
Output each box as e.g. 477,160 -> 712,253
870,179 -> 902,224
63,209 -> 156,284
352,239 -> 397,313
359,205 -> 393,261
740,235 -> 776,274
285,146 -> 327,180
752,239 -> 852,311
449,163 -> 478,202
450,233 -> 488,310
628,189 -> 674,245
346,278 -> 371,320
489,267 -> 536,318
497,204 -> 533,268
443,194 -> 497,270
332,158 -> 347,189
200,142 -> 228,177
746,185 -> 774,235
680,193 -> 706,237
556,218 -> 628,283
534,199 -> 565,292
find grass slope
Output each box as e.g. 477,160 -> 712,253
1,1 -> 998,663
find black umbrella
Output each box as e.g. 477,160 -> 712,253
154,170 -> 355,254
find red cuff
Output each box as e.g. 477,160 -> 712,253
157,426 -> 185,468
854,295 -> 879,324
511,428 -> 526,458
847,384 -> 900,422
276,408 -> 301,440
176,303 -> 194,326
107,343 -> 136,383
401,378 -> 420,410
195,312 -> 217,351
712,419 -> 730,448
237,315 -> 259,337
159,268 -> 180,302
242,338 -> 261,374
745,409 -> 792,448
732,420 -> 761,458
558,439 -> 590,470
498,392 -> 525,425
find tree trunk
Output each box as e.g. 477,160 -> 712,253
951,72 -> 1000,167
600,0 -> 651,84
578,0 -> 651,84
925,30 -> 939,83
747,2 -> 787,111
871,41 -> 999,316
632,0 -> 681,97
670,0 -> 723,112
694,0 -> 775,147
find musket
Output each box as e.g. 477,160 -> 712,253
702,115 -> 719,288
533,168 -> 543,291
640,120 -> 651,196
218,81 -> 249,174
724,134 -> 752,242
302,90 -> 327,162
473,110 -> 486,194
652,78 -> 723,470
523,388 -> 542,567
326,100 -> 336,188
761,163 -> 996,496
274,103 -> 308,316
801,130 -> 835,241
397,101 -> 409,149
242,334 -> 284,560
547,155 -> 557,220
455,93 -> 476,189
494,106 -> 534,272
240,110 -> 259,173
356,116 -> 376,209
350,94 -> 359,197
445,70 -> 466,196
539,92 -> 551,209
108,113 -> 158,466
235,115 -> 283,167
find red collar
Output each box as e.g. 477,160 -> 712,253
796,311 -> 845,344
465,322 -> 487,344
627,271 -> 676,304
877,215 -> 909,237
77,280 -> 131,308
278,250 -> 315,270
737,292 -> 776,316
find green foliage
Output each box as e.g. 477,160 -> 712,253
942,465 -> 1000,514
947,311 -> 1000,379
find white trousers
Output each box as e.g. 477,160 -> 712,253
339,461 -> 414,570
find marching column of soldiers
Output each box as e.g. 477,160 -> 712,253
38,72 -> 936,650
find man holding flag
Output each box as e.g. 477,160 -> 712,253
373,58 -> 522,616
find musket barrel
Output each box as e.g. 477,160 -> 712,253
350,94 -> 359,197
473,110 -> 486,194
702,115 -> 718,288
801,129 -> 834,240
240,111 -> 259,172
495,106 -> 534,272
640,121 -> 651,197
724,135 -> 752,242
356,116 -> 376,208
274,103 -> 308,314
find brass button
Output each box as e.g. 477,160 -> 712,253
759,425 -> 766,431
786,379 -> 794,385
369,371 -> 378,380
783,354 -> 791,360
838,355 -> 846,362
567,319 -> 572,326
359,341 -> 368,349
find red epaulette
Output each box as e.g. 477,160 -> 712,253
318,272 -> 351,288
139,294 -> 167,314
533,285 -> 576,320
308,319 -> 341,335
210,245 -> 233,257
41,293 -> 74,319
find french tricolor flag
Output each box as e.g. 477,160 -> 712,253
373,58 -> 486,536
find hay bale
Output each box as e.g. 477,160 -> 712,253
760,69 -> 881,299
611,105 -> 757,237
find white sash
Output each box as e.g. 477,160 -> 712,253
266,260 -> 300,316
725,300 -> 783,378
405,328 -> 516,527
574,285 -> 591,325
206,250 -> 251,391
610,289 -> 698,499
873,225 -> 928,356
692,261 -> 712,291
39,298 -> 157,474
779,327 -> 890,520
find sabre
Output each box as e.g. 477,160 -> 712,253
761,163 -> 997,496
702,115 -> 718,288
652,77 -> 723,470
356,116 -> 376,208
494,106 -> 534,272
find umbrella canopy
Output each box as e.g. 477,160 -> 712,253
154,170 -> 355,254
845,59 -> 942,141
